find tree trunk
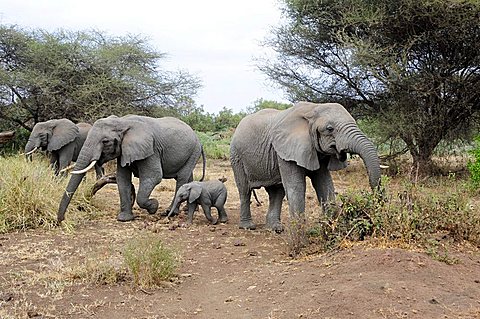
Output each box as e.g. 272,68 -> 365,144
0,131 -> 15,144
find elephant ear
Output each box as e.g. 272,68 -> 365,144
120,120 -> 154,167
188,184 -> 202,203
271,105 -> 320,171
48,119 -> 79,151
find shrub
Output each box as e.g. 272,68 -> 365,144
123,235 -> 179,288
309,177 -> 479,252
467,136 -> 480,189
197,131 -> 232,159
0,154 -> 97,233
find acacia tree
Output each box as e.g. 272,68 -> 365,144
260,0 -> 480,173
0,25 -> 200,130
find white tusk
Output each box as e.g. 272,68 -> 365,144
59,163 -> 75,173
71,160 -> 97,175
23,147 -> 38,156
379,164 -> 390,169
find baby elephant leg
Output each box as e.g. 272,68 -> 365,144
200,203 -> 215,224
214,191 -> 228,224
186,202 -> 198,226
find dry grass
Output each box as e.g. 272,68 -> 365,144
0,154 -> 99,233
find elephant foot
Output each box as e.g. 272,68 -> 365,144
217,215 -> 228,224
266,221 -> 284,233
139,198 -> 158,215
239,219 -> 256,230
117,211 -> 135,222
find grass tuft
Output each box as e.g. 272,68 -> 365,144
123,235 -> 179,288
0,154 -> 97,233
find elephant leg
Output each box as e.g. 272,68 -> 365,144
214,194 -> 228,224
136,178 -> 160,214
278,157 -> 306,217
309,166 -> 336,217
186,202 -> 197,226
116,163 -> 134,221
94,164 -> 104,179
238,187 -> 255,229
50,153 -> 59,175
200,203 -> 214,224
57,151 -> 72,177
265,184 -> 285,232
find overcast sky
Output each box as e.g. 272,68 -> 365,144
0,0 -> 289,113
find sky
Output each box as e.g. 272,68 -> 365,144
0,0 -> 290,113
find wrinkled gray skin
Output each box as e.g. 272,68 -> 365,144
230,102 -> 381,232
24,119 -> 103,177
168,180 -> 228,225
57,115 -> 205,223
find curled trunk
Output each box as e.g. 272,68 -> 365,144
338,125 -> 381,190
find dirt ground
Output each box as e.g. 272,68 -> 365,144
1,160 -> 479,319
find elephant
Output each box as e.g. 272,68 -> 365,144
57,114 -> 206,223
167,179 -> 229,225
230,101 -> 381,232
24,119 -> 103,177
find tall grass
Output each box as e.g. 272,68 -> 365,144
0,154 -> 97,233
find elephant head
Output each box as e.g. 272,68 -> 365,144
57,115 -> 155,222
169,183 -> 202,216
25,119 -> 79,156
271,102 -> 381,189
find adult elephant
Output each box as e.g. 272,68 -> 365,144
24,119 -> 103,177
230,102 -> 381,232
57,115 -> 205,223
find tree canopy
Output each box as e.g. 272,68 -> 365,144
0,25 -> 201,130
260,0 -> 480,173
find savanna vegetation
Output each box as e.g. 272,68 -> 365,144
0,0 -> 479,296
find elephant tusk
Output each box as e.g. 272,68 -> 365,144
59,163 -> 76,173
23,147 -> 38,156
71,160 -> 97,175
379,164 -> 390,169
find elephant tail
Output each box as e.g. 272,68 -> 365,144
199,145 -> 206,182
252,189 -> 262,206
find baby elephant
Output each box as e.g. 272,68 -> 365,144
168,179 -> 228,225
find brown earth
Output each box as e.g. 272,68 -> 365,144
1,160 -> 479,319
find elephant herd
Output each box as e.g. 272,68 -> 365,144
25,102 -> 381,231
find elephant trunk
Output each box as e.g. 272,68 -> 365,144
168,195 -> 183,217
24,140 -> 38,159
57,147 -> 94,222
338,124 -> 381,190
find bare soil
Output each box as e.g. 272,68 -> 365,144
1,160 -> 479,319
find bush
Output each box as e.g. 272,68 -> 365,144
0,154 -> 97,233
123,235 -> 179,288
468,136 -> 480,189
310,177 -> 479,252
197,131 -> 232,159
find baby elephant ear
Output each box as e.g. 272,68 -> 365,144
188,185 -> 202,203
48,119 -> 79,151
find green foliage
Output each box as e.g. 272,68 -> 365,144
263,0 -> 480,172
0,25 -> 200,129
468,136 -> 480,189
196,131 -> 232,159
311,177 -> 479,251
123,235 -> 178,288
246,98 -> 292,114
0,155 -> 97,233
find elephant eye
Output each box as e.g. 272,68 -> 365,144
326,125 -> 334,133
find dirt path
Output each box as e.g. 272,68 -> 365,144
1,160 -> 479,318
